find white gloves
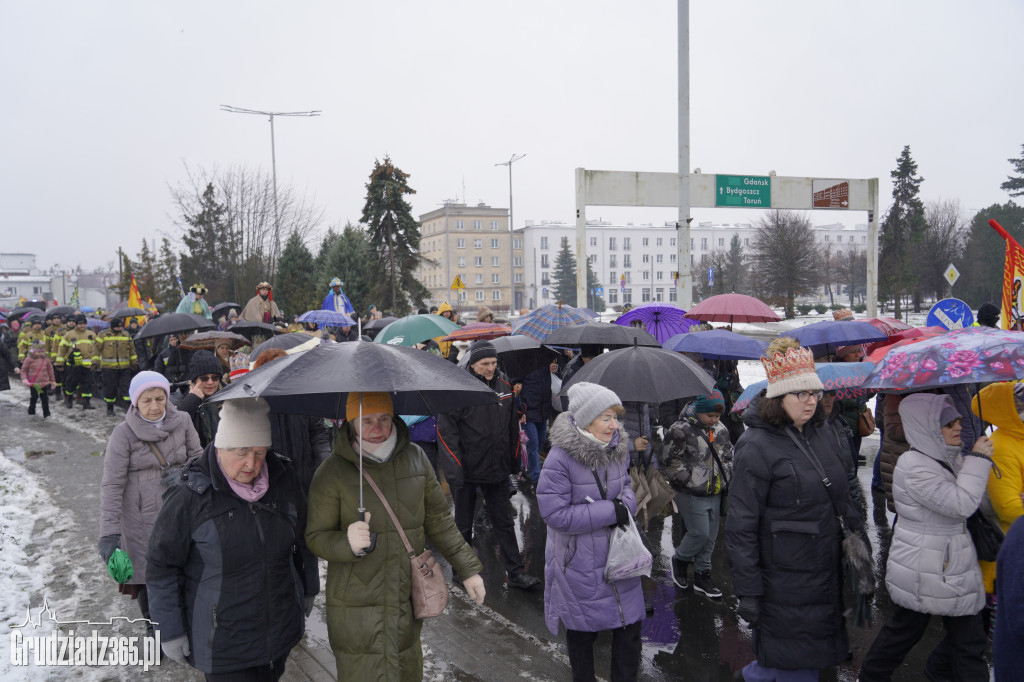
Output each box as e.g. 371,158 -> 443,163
348,513 -> 372,556
463,574 -> 486,605
161,635 -> 190,664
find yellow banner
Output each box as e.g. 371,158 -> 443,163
1001,237 -> 1024,330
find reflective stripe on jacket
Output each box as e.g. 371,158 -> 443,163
97,330 -> 137,369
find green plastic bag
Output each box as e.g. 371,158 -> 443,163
107,548 -> 134,585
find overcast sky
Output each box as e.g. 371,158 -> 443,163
2,0 -> 1021,272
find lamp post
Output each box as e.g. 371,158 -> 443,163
220,105 -> 321,275
496,153 -> 526,314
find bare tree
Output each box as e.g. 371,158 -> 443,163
920,198 -> 970,301
836,249 -> 868,307
751,210 -> 822,318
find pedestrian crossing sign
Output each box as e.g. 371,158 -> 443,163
451,275 -> 465,290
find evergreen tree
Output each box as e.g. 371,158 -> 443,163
1001,144 -> 1024,198
724,234 -> 746,294
320,222 -> 376,317
275,231 -> 318,316
360,157 -> 428,314
959,201 -> 1024,307
879,146 -> 927,317
155,237 -> 181,309
179,183 -> 236,302
584,257 -> 605,312
134,238 -> 158,302
751,210 -> 821,318
552,237 -> 578,305
111,250 -> 135,302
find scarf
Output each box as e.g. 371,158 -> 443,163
574,420 -> 622,450
139,412 -> 166,427
219,456 -> 270,502
351,427 -> 399,463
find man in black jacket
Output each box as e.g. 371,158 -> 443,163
438,341 -> 540,590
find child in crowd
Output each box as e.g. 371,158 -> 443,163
21,340 -> 57,418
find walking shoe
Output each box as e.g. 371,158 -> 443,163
106,403 -> 115,415
671,558 -> 691,589
507,573 -> 541,590
692,571 -> 722,598
82,398 -> 95,410
64,395 -> 74,409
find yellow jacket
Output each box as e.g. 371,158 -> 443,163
96,329 -> 138,369
44,324 -> 63,360
434,302 -> 456,359
17,327 -> 46,361
972,382 -> 1024,593
57,329 -> 100,368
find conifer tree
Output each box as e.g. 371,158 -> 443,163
878,146 -> 927,317
275,231 -> 318,316
155,237 -> 181,309
1001,143 -> 1024,198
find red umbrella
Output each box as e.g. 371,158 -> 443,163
684,293 -> 781,323
863,316 -> 913,337
865,327 -> 948,363
441,322 -> 513,342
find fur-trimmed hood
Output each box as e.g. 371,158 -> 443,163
548,411 -> 629,470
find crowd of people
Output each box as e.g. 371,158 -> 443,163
3,288 -> 1022,681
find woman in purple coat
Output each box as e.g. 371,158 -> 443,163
538,381 -> 645,682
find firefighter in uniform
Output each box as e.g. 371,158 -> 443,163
50,315 -> 76,397
96,316 -> 138,415
17,317 -> 46,362
57,314 -> 99,410
43,313 -> 65,394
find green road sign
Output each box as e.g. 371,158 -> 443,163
715,175 -> 771,208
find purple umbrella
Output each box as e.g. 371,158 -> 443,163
614,303 -> 698,344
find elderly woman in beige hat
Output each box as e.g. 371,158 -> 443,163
147,397 -> 319,680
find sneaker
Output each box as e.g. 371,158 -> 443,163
507,573 -> 541,590
693,571 -> 723,599
671,558 -> 690,589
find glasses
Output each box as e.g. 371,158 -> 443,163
943,418 -> 963,428
788,390 -> 823,403
197,374 -> 220,383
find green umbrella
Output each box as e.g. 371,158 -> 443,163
107,548 -> 134,584
372,314 -> 460,347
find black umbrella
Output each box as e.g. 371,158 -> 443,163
490,335 -> 561,380
543,322 -> 660,348
112,307 -> 148,318
208,340 -> 497,417
560,344 -> 716,404
21,312 -> 45,324
250,332 -> 318,363
9,306 -> 43,318
211,302 -> 242,318
46,305 -> 77,319
364,316 -> 398,331
230,320 -> 283,346
133,313 -> 216,340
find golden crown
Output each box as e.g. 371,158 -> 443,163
761,346 -> 816,385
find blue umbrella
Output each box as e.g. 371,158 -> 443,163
86,318 -> 110,331
297,309 -> 356,327
780,320 -> 886,358
731,362 -> 876,413
663,329 -> 768,360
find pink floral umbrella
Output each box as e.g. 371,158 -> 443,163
862,326 -> 1024,390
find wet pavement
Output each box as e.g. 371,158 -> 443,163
0,383 -> 970,680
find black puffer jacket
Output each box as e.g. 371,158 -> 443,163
438,369 -> 519,487
269,412 -> 331,494
726,396 -> 851,670
147,445 -> 319,675
520,366 -> 552,424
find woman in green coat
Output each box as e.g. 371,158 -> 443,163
306,392 -> 485,682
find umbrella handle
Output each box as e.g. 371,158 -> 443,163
359,509 -> 377,554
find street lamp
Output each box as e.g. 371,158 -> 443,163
220,105 -> 321,274
496,153 -> 526,313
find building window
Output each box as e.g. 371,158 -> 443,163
642,271 -> 649,280
459,290 -> 467,301
513,239 -> 522,249
473,239 -> 482,249
588,254 -> 596,264
513,256 -> 522,267
491,257 -> 500,266
701,238 -> 708,251
608,237 -> 617,251
492,290 -> 501,301
642,254 -> 650,264
456,220 -> 464,230
474,257 -> 483,266
609,255 -> 617,268
457,257 -> 466,267
642,288 -> 651,303
609,290 -> 618,304
473,220 -> 481,230
655,288 -> 664,302
623,238 -> 631,251
862,236 -> 867,243
540,236 -> 549,250
491,273 -> 500,283
824,235 -> 830,242
623,255 -> 631,268
623,288 -> 632,304
837,235 -> 842,243
624,272 -> 631,284
491,239 -> 499,248
691,238 -> 694,249
514,273 -> 523,283
718,238 -> 725,247
669,287 -> 677,302
642,237 -> 649,247
609,271 -> 617,284
670,254 -> 676,263
541,254 -> 549,268
590,237 -> 597,247
475,290 -> 485,301
656,238 -> 663,246
541,272 -> 550,285
656,271 -> 663,280
475,274 -> 484,284
744,238 -> 750,246
457,238 -> 466,248
490,220 -> 499,230
656,254 -> 663,263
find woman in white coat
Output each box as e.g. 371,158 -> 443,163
859,393 -> 993,681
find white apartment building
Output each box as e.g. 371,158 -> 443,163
515,220 -> 869,309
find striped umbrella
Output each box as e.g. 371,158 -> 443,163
441,322 -> 513,342
512,304 -> 590,342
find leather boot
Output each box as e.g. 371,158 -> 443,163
64,394 -> 74,409
82,398 -> 95,410
107,402 -> 115,415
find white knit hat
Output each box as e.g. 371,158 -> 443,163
214,398 -> 272,449
567,382 -> 621,429
761,347 -> 823,399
